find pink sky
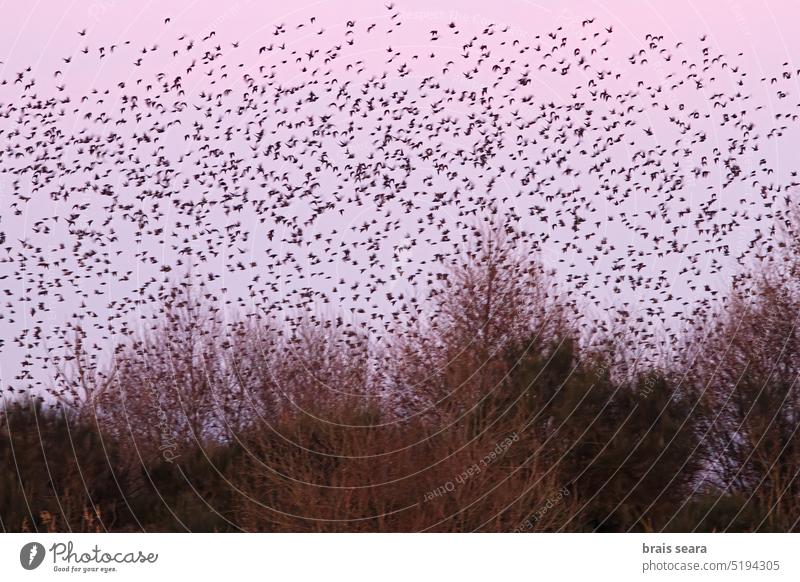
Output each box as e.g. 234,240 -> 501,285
1,0 -> 800,391
2,0 -> 799,73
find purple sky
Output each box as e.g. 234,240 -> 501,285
1,0 -> 800,393
2,0 -> 798,67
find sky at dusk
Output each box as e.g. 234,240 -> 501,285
1,0 -> 800,392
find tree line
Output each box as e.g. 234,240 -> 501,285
3,233 -> 800,532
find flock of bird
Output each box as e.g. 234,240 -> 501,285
0,6 -> 799,395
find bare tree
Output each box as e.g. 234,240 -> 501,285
688,257 -> 800,530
